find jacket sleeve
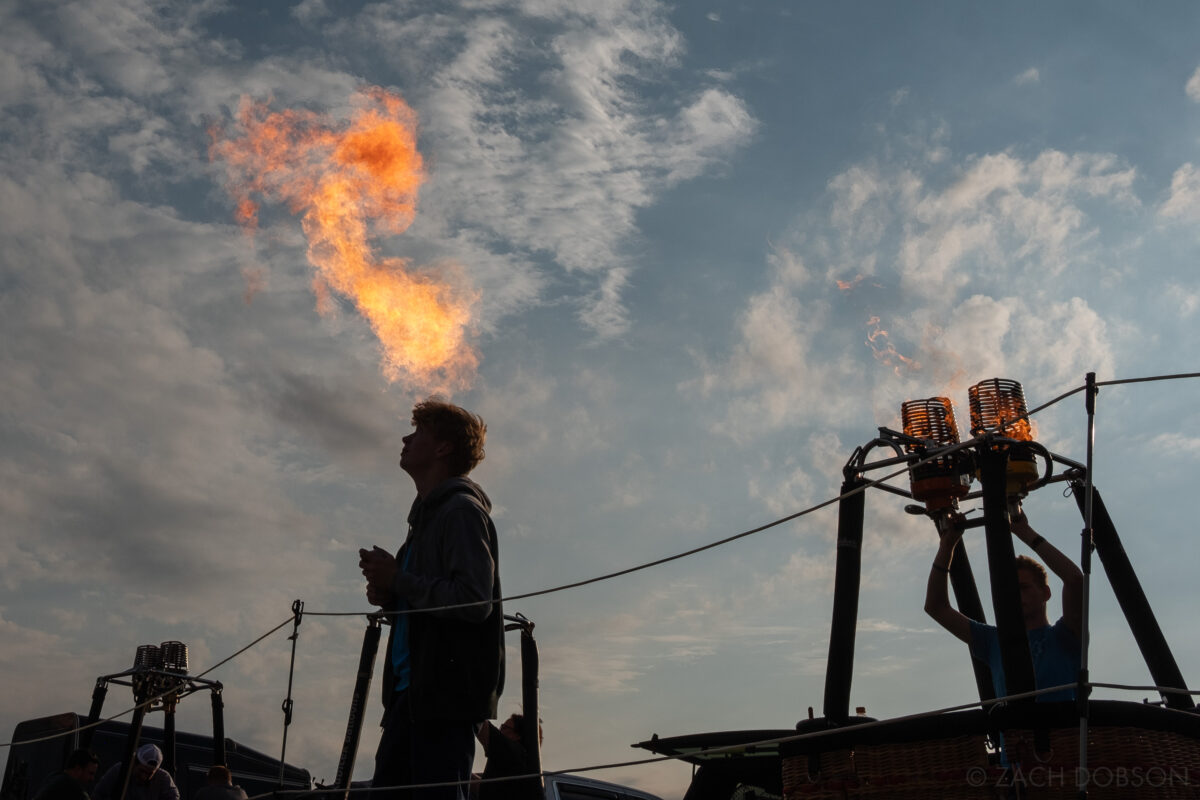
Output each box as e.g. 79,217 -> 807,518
93,765 -> 119,800
393,502 -> 496,623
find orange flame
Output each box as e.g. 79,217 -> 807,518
210,87 -> 477,391
865,315 -> 920,376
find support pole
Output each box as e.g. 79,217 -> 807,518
822,477 -> 866,723
519,623 -> 543,796
80,679 -> 108,750
978,446 -> 1036,704
944,535 -> 996,704
278,599 -> 303,784
211,688 -> 226,767
115,683 -> 149,800
334,614 -> 382,799
1077,372 -> 1097,800
1070,486 -> 1194,710
162,704 -> 177,778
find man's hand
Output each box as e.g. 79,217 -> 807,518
937,511 -> 967,546
359,546 -> 397,607
1010,505 -> 1035,539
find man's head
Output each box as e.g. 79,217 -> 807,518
401,399 -> 487,479
132,743 -> 162,783
499,713 -> 544,746
206,765 -> 233,786
64,749 -> 99,785
1015,555 -> 1051,628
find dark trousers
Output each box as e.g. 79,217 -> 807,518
372,691 -> 477,800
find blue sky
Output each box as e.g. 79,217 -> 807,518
4,2 -> 1200,797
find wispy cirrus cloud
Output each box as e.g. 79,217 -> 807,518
342,1 -> 758,337
697,137 -> 1131,466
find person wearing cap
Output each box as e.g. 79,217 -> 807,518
93,744 -> 180,800
192,766 -> 247,800
32,748 -> 99,800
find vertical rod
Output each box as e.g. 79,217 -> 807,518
943,532 -> 996,704
335,614 -> 382,798
80,680 -> 109,750
278,599 -> 303,785
162,705 -> 177,778
520,626 -> 543,795
978,446 -> 1036,703
211,688 -> 226,767
1078,372 -> 1097,799
822,477 -> 866,723
115,697 -> 147,800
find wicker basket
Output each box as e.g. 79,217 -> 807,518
781,703 -> 1200,799
998,724 -> 1200,799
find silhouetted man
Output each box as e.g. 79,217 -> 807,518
32,749 -> 98,800
192,766 -> 247,800
476,713 -> 541,800
93,744 -> 179,800
360,399 -> 505,800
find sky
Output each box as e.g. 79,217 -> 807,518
4,1 -> 1200,798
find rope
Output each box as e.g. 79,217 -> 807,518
6,370 -> 1197,760
309,370 -> 1200,620
251,682 -> 1106,799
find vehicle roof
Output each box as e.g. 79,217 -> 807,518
545,770 -> 665,799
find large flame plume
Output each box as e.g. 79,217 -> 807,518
210,87 -> 478,392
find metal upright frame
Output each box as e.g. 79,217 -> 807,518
819,377 -> 1193,783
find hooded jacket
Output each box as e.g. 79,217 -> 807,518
381,476 -> 505,721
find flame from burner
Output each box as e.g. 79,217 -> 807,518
865,315 -> 920,376
210,87 -> 478,392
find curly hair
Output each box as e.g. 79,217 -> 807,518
1015,555 -> 1048,587
411,398 -> 487,476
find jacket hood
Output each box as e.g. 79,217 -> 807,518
410,476 -> 492,522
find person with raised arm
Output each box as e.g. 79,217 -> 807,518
925,508 -> 1083,702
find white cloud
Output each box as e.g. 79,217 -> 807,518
1150,432 -> 1200,457
701,139 -> 1128,481
1165,283 -> 1200,317
353,2 -> 756,337
1016,67 -> 1040,85
291,0 -> 330,24
1187,65 -> 1200,102
1160,163 -> 1200,221
899,149 -> 1135,293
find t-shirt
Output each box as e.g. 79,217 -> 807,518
969,617 -> 1080,702
389,546 -> 415,692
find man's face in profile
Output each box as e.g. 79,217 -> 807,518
132,762 -> 158,784
67,763 -> 98,785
